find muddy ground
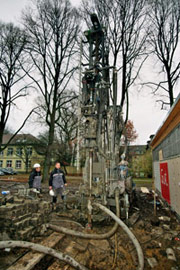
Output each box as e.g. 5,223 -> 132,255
0,175 -> 180,270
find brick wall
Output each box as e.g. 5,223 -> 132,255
0,199 -> 52,240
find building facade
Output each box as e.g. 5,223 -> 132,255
121,145 -> 150,177
151,93 -> 180,217
0,134 -> 44,173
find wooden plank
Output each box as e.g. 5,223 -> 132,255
8,232 -> 64,270
47,241 -> 78,270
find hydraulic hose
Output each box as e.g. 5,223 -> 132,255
47,189 -> 120,240
0,240 -> 88,270
93,202 -> 144,270
52,219 -> 85,229
47,189 -> 144,269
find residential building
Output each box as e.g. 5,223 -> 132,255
151,93 -> 180,217
126,145 -> 147,159
0,134 -> 44,173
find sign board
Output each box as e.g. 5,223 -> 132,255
160,162 -> 171,204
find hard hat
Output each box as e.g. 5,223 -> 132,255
49,189 -> 55,196
33,163 -> 41,168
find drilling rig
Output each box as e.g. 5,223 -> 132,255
79,14 -> 134,225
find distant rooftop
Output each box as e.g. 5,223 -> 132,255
2,134 -> 39,145
128,145 -> 146,149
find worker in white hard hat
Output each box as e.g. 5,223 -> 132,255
28,163 -> 42,193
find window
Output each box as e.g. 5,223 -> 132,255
0,151 -> 3,156
27,147 -> 32,156
7,148 -> 13,156
16,147 -> 23,156
28,160 -> 31,168
16,160 -> 22,169
0,160 -> 3,168
6,160 -> 12,168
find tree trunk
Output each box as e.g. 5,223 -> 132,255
168,81 -> 174,106
43,118 -> 55,182
0,97 -> 7,150
25,156 -> 28,174
166,68 -> 174,106
0,125 -> 5,151
120,54 -> 127,108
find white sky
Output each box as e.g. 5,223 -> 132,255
0,0 -> 178,145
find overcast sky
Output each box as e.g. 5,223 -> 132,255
0,0 -> 177,145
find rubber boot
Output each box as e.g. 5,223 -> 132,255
52,196 -> 57,212
52,203 -> 57,212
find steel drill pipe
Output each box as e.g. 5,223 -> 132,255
0,241 -> 88,270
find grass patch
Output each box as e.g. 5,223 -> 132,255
133,178 -> 152,187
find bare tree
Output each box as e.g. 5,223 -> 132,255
0,22 -> 34,151
56,97 -> 78,144
81,0 -> 147,123
22,0 -> 80,180
146,0 -> 180,108
56,99 -> 78,166
37,97 -> 78,171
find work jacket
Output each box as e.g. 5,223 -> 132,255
49,168 -> 66,189
29,170 -> 42,188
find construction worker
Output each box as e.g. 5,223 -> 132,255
49,161 -> 67,210
29,163 -> 42,193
